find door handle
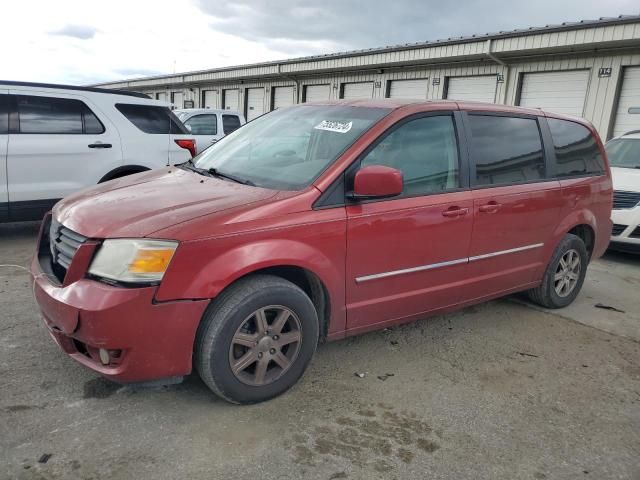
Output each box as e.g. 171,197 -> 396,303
442,207 -> 469,217
478,202 -> 502,213
88,142 -> 112,149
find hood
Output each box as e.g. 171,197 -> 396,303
611,167 -> 640,192
54,167 -> 279,238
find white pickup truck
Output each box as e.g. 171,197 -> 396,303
174,108 -> 246,154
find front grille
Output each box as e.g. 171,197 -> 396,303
49,219 -> 87,270
613,190 -> 640,210
630,226 -> 640,239
611,224 -> 627,236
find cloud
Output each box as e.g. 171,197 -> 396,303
197,0 -> 639,51
50,24 -> 98,40
0,0 -> 637,85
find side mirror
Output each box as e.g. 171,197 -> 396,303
351,165 -> 403,200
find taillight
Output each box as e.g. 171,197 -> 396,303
175,139 -> 196,158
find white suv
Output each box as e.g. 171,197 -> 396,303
174,109 -> 245,154
0,81 -> 196,222
606,131 -> 640,253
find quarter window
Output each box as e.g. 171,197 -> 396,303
361,115 -> 460,196
116,103 -> 187,134
16,95 -> 105,134
184,114 -> 217,135
468,115 -> 545,186
222,115 -> 241,135
548,118 -> 604,177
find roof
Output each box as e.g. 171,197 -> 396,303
618,131 -> 640,139
174,108 -> 241,114
278,99 -> 593,122
95,14 -> 640,87
0,80 -> 149,98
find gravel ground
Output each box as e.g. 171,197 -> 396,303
1,221 -> 639,480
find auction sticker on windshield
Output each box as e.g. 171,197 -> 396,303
314,120 -> 353,133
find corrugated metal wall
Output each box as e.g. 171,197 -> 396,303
103,19 -> 640,139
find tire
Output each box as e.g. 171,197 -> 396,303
527,234 -> 588,309
195,274 -> 319,404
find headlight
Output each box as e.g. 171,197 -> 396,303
88,239 -> 178,284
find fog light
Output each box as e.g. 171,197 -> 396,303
99,348 -> 110,365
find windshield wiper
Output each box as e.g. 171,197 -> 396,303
208,168 -> 255,186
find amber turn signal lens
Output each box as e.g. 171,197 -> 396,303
129,249 -> 175,273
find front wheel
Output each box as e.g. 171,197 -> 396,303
195,275 -> 319,404
528,233 -> 588,309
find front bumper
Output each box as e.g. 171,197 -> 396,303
30,219 -> 209,383
610,206 -> 640,253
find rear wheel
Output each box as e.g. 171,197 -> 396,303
528,234 -> 588,309
195,275 -> 319,404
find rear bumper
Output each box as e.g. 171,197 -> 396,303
30,239 -> 208,383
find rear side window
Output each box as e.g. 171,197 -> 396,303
548,118 -> 604,177
468,115 -> 545,186
0,94 -> 8,134
184,114 -> 217,135
115,103 -> 187,134
16,95 -> 105,134
222,114 -> 241,135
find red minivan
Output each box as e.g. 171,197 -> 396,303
31,100 -> 612,404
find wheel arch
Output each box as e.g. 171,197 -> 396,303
98,165 -> 150,183
221,265 -> 331,342
567,223 -> 595,258
156,238 -> 346,341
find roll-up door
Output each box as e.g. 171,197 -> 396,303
223,89 -> 239,111
304,84 -> 331,103
273,86 -> 295,109
245,88 -> 265,121
171,91 -> 183,109
446,76 -> 496,103
519,70 -> 589,117
388,79 -> 429,99
341,82 -> 374,100
612,66 -> 640,137
203,90 -> 218,109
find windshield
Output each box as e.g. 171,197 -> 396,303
193,105 -> 390,190
606,138 -> 640,169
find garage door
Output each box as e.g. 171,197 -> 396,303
223,89 -> 239,111
304,84 -> 330,103
612,66 -> 640,137
202,90 -> 218,109
519,70 -> 589,117
342,82 -> 373,100
273,86 -> 295,109
446,76 -> 496,103
388,79 -> 428,99
245,88 -> 265,121
171,91 -> 183,109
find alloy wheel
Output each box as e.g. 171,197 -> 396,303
228,305 -> 302,386
553,249 -> 581,298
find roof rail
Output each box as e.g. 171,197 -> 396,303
0,80 -> 150,99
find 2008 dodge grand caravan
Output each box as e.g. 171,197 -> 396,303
31,100 -> 613,404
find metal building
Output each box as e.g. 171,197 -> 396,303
97,15 -> 640,140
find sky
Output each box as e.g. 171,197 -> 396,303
1,0 -> 638,86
